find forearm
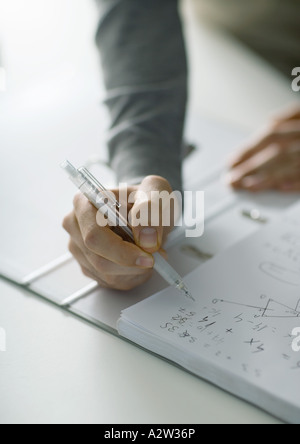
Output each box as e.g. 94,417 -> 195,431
95,0 -> 188,192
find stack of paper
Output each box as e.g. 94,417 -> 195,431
118,203 -> 300,424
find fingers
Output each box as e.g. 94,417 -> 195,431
229,131 -> 276,168
68,239 -> 151,290
273,106 -> 300,124
63,211 -> 86,251
236,175 -> 274,193
129,176 -> 175,254
228,144 -> 283,188
62,177 -> 175,292
63,209 -> 154,291
229,157 -> 300,192
68,240 -> 110,287
72,193 -> 154,269
230,123 -> 300,169
228,110 -> 300,193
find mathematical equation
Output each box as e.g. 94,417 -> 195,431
159,296 -> 300,378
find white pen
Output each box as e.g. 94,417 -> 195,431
60,160 -> 194,307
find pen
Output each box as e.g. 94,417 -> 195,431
60,160 -> 194,306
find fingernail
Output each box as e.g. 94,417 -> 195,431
139,228 -> 158,249
136,255 -> 154,268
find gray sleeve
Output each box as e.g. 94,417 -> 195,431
95,0 -> 188,192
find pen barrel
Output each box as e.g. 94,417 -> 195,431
153,252 -> 182,288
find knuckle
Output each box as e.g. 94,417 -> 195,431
159,177 -> 173,192
94,256 -> 110,274
118,245 -> 136,266
81,266 -> 92,279
62,214 -> 72,232
102,274 -> 118,288
73,193 -> 82,208
142,175 -> 173,193
68,240 -> 76,255
83,228 -> 98,250
147,175 -> 169,185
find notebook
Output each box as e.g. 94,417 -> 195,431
118,202 -> 300,424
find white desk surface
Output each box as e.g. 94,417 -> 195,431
0,0 -> 298,424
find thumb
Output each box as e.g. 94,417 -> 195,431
129,176 -> 174,254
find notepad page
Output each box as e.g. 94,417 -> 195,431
118,202 -> 300,424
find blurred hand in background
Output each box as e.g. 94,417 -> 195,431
228,107 -> 300,192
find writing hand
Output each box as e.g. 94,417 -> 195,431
63,176 -> 174,291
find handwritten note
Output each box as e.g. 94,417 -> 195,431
118,202 -> 300,423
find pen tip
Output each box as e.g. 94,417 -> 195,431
182,287 -> 195,302
176,282 -> 195,302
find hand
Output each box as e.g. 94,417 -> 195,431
228,107 -> 300,192
63,176 -> 176,291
